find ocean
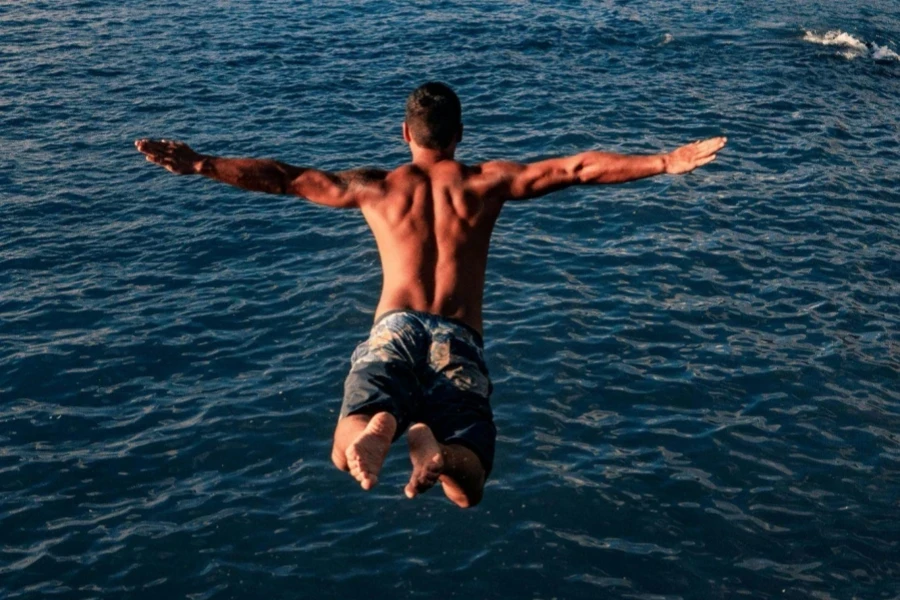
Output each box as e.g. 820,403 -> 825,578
1,1 -> 898,598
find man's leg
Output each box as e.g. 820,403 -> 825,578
404,423 -> 485,508
332,411 -> 397,491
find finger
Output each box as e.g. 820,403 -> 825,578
145,155 -> 169,168
139,140 -> 165,154
695,153 -> 717,167
693,139 -> 724,158
702,137 -> 727,152
697,138 -> 722,152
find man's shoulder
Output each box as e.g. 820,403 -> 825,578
384,160 -> 471,183
380,160 -> 512,195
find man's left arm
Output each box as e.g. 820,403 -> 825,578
472,137 -> 727,203
135,139 -> 386,208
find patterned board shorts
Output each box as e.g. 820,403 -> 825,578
341,309 -> 496,477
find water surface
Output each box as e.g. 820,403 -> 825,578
2,1 -> 898,599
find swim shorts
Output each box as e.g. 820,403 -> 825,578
341,309 -> 496,477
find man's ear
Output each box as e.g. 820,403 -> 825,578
402,122 -> 412,143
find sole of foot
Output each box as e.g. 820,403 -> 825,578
405,423 -> 445,499
345,412 -> 397,491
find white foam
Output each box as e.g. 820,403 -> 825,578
803,30 -> 867,51
661,33 -> 674,45
803,29 -> 868,60
803,29 -> 900,62
872,43 -> 900,61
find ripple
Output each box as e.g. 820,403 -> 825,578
3,1 -> 900,599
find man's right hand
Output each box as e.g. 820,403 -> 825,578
664,137 -> 727,175
135,139 -> 203,175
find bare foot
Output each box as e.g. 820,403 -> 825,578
345,412 -> 397,491
405,423 -> 445,499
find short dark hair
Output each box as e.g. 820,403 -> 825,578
405,82 -> 462,150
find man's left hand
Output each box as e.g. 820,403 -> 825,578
135,139 -> 202,175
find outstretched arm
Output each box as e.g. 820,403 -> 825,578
475,137 -> 727,202
135,139 -> 386,208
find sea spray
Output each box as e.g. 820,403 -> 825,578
803,29 -> 899,61
871,44 -> 900,62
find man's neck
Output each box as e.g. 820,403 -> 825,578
409,145 -> 456,167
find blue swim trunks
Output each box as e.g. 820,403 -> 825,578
341,310 -> 496,477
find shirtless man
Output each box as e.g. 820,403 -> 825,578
136,82 -> 726,508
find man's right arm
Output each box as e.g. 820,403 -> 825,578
474,137 -> 726,202
135,139 -> 386,208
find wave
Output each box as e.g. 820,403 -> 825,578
803,29 -> 899,61
872,44 -> 900,61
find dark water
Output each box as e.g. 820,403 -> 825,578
2,1 -> 899,599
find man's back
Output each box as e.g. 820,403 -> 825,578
360,160 -> 502,334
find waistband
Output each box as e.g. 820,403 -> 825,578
374,309 -> 484,347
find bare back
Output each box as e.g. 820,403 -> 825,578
360,161 -> 503,334
135,134 -> 725,339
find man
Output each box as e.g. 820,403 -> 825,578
136,82 -> 725,508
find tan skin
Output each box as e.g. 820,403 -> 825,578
136,126 -> 726,507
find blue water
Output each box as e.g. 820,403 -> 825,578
2,1 -> 899,598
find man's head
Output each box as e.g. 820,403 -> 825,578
404,82 -> 462,151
